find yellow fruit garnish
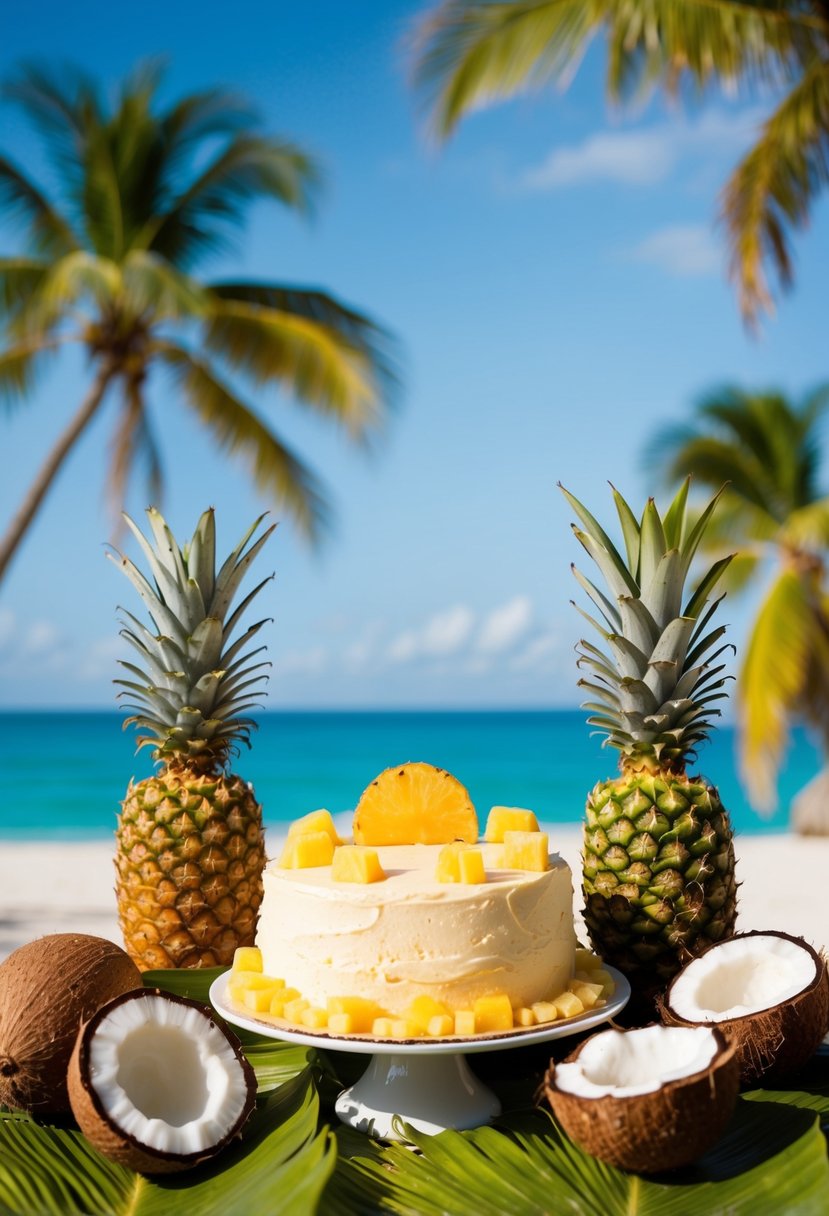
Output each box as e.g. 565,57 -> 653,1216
243,988 -> 275,1013
569,983 -> 601,1009
592,969 -> 615,995
283,998 -> 310,1022
484,806 -> 540,842
406,994 -> 450,1030
515,1007 -> 536,1027
502,830 -> 549,872
327,997 -> 382,1034
553,991 -> 584,1019
279,830 -> 335,869
288,809 -> 343,846
353,762 -> 478,846
301,1007 -> 329,1030
427,1014 -> 455,1037
232,947 -> 263,972
473,993 -> 513,1033
571,979 -> 604,999
574,947 -> 602,972
435,844 -> 486,884
269,988 -> 300,1016
328,1012 -> 354,1035
454,1010 -> 476,1036
391,1019 -> 420,1039
531,1001 -> 559,1023
372,1017 -> 395,1037
331,845 -> 386,884
229,971 -> 281,995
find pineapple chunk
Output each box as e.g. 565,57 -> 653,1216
569,982 -> 601,1010
353,762 -> 478,846
331,845 -> 386,884
372,1017 -> 395,1038
514,1007 -> 537,1027
269,987 -> 300,1017
570,979 -> 604,1000
243,988 -> 276,1013
427,1014 -> 455,1037
279,830 -> 335,869
502,830 -> 549,872
391,1019 -> 420,1039
328,1012 -> 354,1035
406,994 -> 450,1031
575,947 -> 602,972
592,969 -> 615,995
288,808 -> 343,846
300,1006 -> 329,1030
484,806 -> 540,843
436,844 -> 486,884
327,996 -> 382,1034
553,991 -> 584,1019
454,1010 -> 476,1036
473,993 -> 513,1033
531,1001 -> 559,1024
232,946 -> 263,972
228,971 -> 281,1002
283,998 -> 310,1022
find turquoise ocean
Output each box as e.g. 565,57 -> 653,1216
0,710 -> 819,840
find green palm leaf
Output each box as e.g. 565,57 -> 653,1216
0,155 -> 79,255
0,334 -> 68,405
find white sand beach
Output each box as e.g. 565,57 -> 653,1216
1,828 -> 827,962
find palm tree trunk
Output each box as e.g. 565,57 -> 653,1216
0,360 -> 116,584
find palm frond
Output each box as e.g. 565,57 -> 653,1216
2,63 -> 96,180
12,250 -> 121,336
0,156 -> 79,255
412,0 -> 828,138
0,256 -> 50,320
204,290 -> 394,439
0,334 -> 69,407
155,340 -> 330,542
121,250 -> 207,321
721,54 -> 829,324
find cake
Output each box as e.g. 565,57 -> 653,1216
228,763 -> 611,1038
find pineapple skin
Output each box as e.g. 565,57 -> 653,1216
116,768 -> 265,970
582,769 -> 737,988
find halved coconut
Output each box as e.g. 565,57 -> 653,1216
545,1024 -> 739,1173
661,930 -> 829,1085
0,934 -> 142,1114
68,990 -> 256,1173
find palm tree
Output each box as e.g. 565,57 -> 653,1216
647,385 -> 829,827
0,63 -> 398,583
412,1 -> 829,325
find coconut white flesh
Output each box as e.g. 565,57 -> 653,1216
87,994 -> 249,1156
554,1026 -> 719,1099
670,935 -> 817,1022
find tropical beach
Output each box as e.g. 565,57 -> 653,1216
2,0 -> 829,1211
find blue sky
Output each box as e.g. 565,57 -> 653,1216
1,1 -> 827,709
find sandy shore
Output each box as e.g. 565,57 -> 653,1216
1,828 -> 826,961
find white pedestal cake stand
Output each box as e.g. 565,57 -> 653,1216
210,969 -> 630,1142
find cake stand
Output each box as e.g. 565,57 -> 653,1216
210,968 -> 630,1141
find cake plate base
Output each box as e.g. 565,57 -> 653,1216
210,967 -> 630,1142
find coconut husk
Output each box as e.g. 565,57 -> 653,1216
544,1025 -> 739,1174
661,931 -> 829,1086
68,989 -> 256,1173
0,934 -> 142,1114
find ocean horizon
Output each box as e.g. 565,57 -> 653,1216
0,709 -> 820,841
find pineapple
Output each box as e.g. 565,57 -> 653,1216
111,507 -> 274,970
562,481 -> 737,998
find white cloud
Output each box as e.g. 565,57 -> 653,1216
511,632 -> 559,670
0,608 -> 14,650
21,620 -> 61,657
78,636 -> 124,681
627,223 -> 721,277
277,646 -> 328,676
388,605 -> 475,664
519,107 -> 762,192
387,630 -> 418,664
477,596 -> 533,654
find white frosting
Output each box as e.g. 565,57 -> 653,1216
256,842 -> 575,1015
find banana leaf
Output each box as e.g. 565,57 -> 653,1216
0,1073 -> 334,1216
325,1098 -> 829,1216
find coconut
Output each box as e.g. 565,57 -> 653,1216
544,1023 -> 739,1173
661,930 -> 829,1085
68,989 -> 256,1173
0,934 -> 142,1114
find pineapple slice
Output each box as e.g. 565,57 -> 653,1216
406,994 -> 450,1031
372,1017 -> 395,1037
391,1019 -> 420,1040
592,969 -> 615,994
228,970 -> 279,994
531,1001 -> 559,1023
473,993 -> 513,1033
427,1014 -> 455,1037
232,946 -> 263,972
269,987 -> 300,1017
502,830 -> 549,872
279,830 -> 335,869
435,843 -> 486,884
288,808 -> 343,846
484,806 -> 540,842
454,1010 -> 476,1036
569,982 -> 601,1010
243,988 -> 277,1013
353,762 -> 478,846
327,997 -> 382,1034
283,997 -> 310,1022
331,845 -> 386,884
300,1006 -> 329,1030
514,1007 -> 537,1027
328,1012 -> 354,1035
553,991 -> 584,1019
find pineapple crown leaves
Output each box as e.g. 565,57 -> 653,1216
107,506 -> 276,765
560,480 -> 736,767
